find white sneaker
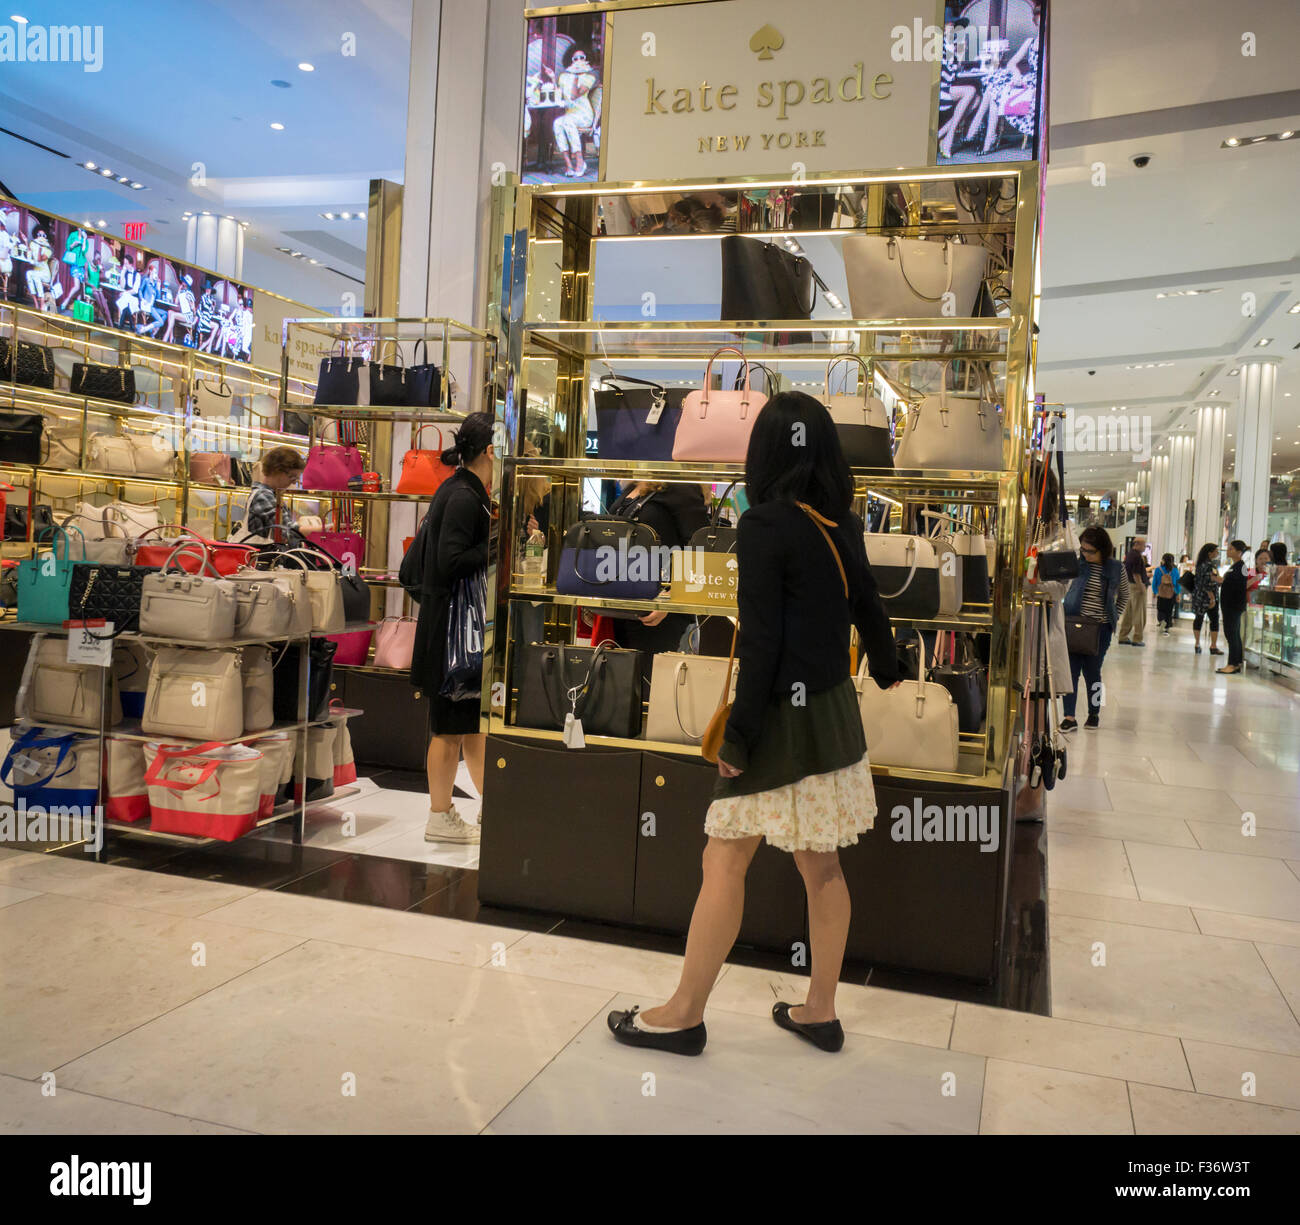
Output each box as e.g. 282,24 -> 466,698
425,807 -> 481,844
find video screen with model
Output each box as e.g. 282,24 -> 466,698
0,204 -> 255,362
519,11 -> 606,185
937,0 -> 1046,164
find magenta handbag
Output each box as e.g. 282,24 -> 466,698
672,346 -> 768,462
301,443 -> 363,491
326,624 -> 374,666
373,615 -> 417,670
308,529 -> 365,571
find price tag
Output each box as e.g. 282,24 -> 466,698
66,622 -> 113,667
562,712 -> 586,749
645,391 -> 666,426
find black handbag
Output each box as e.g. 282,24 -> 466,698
1037,549 -> 1080,580
515,642 -> 645,739
272,636 -> 338,722
71,363 -> 135,403
68,562 -> 158,637
929,634 -> 986,734
4,503 -> 54,541
0,339 -> 55,389
593,375 -> 685,462
689,478 -> 739,552
339,572 -> 371,623
556,516 -> 664,601
368,341 -> 408,407
0,412 -> 44,463
1064,616 -> 1101,657
406,339 -> 442,408
719,235 -> 815,321
313,348 -> 364,406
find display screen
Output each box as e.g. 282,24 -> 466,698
0,203 -> 255,362
936,0 -> 1046,165
519,10 -> 607,186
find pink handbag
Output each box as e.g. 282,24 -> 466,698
190,452 -> 233,484
301,423 -> 364,491
326,624 -> 374,665
672,346 -> 768,462
373,616 -> 417,670
308,529 -> 365,571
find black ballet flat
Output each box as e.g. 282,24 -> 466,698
607,1006 -> 707,1056
772,1002 -> 845,1053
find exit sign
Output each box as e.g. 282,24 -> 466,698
123,221 -> 147,242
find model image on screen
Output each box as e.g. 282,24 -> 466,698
135,263 -> 165,336
0,223 -> 13,299
24,228 -> 54,310
58,227 -> 89,310
115,256 -> 142,328
196,281 -> 220,352
549,46 -> 598,178
162,273 -> 198,344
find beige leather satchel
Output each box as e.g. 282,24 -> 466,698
647,652 -> 739,746
232,578 -> 294,638
230,567 -> 313,636
23,635 -> 123,729
138,545 -> 237,639
241,645 -> 274,732
142,647 -> 244,740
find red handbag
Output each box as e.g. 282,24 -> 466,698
395,424 -> 455,495
131,526 -> 255,576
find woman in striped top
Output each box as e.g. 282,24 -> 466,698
1060,525 -> 1128,731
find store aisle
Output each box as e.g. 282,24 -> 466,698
1,618 -> 1298,1134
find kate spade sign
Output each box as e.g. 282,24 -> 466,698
605,0 -> 935,179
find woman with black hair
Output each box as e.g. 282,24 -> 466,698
609,392 -> 899,1057
1217,540 -> 1249,675
1191,541 -> 1222,656
404,412 -> 495,844
1060,525 -> 1128,731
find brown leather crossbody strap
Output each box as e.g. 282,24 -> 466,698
795,501 -> 848,598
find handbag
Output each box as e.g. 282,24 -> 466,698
113,639 -> 151,720
394,424 -> 455,495
863,533 -> 942,620
0,338 -> 55,389
307,528 -> 365,571
313,344 -> 365,406
139,543 -> 238,640
241,645 -> 275,732
719,235 -> 815,321
330,706 -> 357,785
192,378 -> 233,419
326,624 -> 374,666
280,544 -> 362,625
272,636 -> 338,722
132,526 -> 255,577
922,519 -> 964,616
69,562 -> 158,637
88,431 -> 177,478
142,647 -> 245,740
957,527 -> 993,604
102,500 -> 162,539
2,727 -> 99,810
842,235 -> 988,319
290,725 -> 337,802
673,347 -> 768,462
895,386 -> 1003,471
373,616 -> 417,669
247,731 -> 293,817
0,412 -> 44,463
688,478 -> 740,553
823,356 -> 893,469
301,423 -> 365,491
855,657 -> 960,772
60,512 -> 131,564
406,338 -> 442,407
44,423 -> 84,469
593,374 -> 686,462
556,516 -> 664,601
231,575 -> 295,638
144,741 -> 265,841
21,634 -> 123,729
17,524 -> 81,624
190,452 -> 233,484
1065,616 -> 1101,656
441,569 -> 486,700
515,642 -> 645,739
368,340 -> 408,406
229,567 -> 312,637
5,503 -> 55,541
928,633 -> 986,735
105,739 -> 150,824
646,652 -> 738,745
71,362 -> 136,403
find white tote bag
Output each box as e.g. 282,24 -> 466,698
142,647 -> 244,741
193,378 -> 234,419
863,533 -> 942,621
646,652 -> 738,745
842,235 -> 988,319
102,500 -> 162,538
855,658 -> 959,772
894,387 -> 1003,472
241,646 -> 275,732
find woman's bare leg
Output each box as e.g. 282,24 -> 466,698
791,849 -> 850,1023
460,733 -> 485,798
426,733 -> 463,811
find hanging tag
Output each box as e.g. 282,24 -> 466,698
645,390 -> 666,426
66,621 -> 113,666
562,712 -> 586,749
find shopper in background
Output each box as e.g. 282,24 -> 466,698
1217,539 -> 1249,676
405,412 -> 494,845
1151,552 -> 1179,635
1244,548 -> 1269,662
243,446 -> 305,541
609,392 -> 899,1057
1117,534 -> 1150,646
1060,525 -> 1128,731
1191,542 -> 1222,656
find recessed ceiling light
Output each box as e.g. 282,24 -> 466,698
1223,130 -> 1296,148
270,79 -> 291,89
1228,368 -> 1240,376
96,219 -> 105,227
1255,338 -> 1273,347
1282,131 -> 1296,140
270,122 -> 285,131
298,62 -> 314,72
84,161 -> 96,170
11,15 -> 28,25
339,211 -> 352,220
130,182 -> 143,190
1288,303 -> 1300,314
321,212 -> 335,220
117,175 -> 130,184
99,167 -> 113,176
1224,137 -> 1240,147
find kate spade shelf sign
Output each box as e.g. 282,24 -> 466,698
669,549 -> 739,607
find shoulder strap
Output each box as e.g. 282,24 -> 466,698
795,502 -> 848,598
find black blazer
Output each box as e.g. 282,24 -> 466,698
407,468 -> 491,694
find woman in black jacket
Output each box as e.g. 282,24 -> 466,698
1217,539 -> 1249,675
609,392 -> 899,1057
404,412 -> 494,844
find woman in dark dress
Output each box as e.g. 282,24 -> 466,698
404,413 -> 494,844
609,392 -> 899,1057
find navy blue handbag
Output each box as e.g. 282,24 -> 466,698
556,517 -> 663,601
593,375 -> 684,461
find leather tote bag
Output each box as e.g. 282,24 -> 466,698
132,525 -> 255,576
143,647 -> 244,740
556,516 -> 664,601
368,340 -> 409,406
143,742 -> 264,841
395,423 -> 456,495
1065,616 -> 1101,656
327,625 -> 374,666
0,413 -> 44,463
60,512 -> 130,564
594,374 -> 686,462
17,524 -> 81,624
272,636 -> 337,722
0,338 -> 55,389
863,532 -> 942,620
894,386 -> 1004,472
842,235 -> 988,319
924,524 -> 964,615
231,576 -> 294,638
688,479 -> 741,554
102,500 -> 161,540
515,642 -> 645,739
313,345 -> 365,406
957,528 -> 993,604
22,634 -> 123,729
192,378 -> 233,419
5,503 -> 55,542
301,422 -> 365,491
646,652 -> 738,745
69,561 -> 158,637
190,451 -> 233,484
823,356 -> 892,469
231,566 -> 313,637
719,235 -> 815,321
406,338 -> 442,407
139,544 -> 238,640
673,347 -> 768,463
241,645 -> 275,732
44,423 -> 83,468
373,616 -> 417,670
279,545 -> 358,626
307,528 -> 365,571
928,633 -> 986,735
855,657 -> 960,772
71,362 -> 136,403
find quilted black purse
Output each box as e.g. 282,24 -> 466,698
68,563 -> 159,637
71,363 -> 136,404
0,339 -> 55,389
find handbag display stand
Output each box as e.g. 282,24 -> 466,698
475,162 -> 1045,981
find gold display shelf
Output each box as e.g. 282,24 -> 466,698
307,406 -> 469,423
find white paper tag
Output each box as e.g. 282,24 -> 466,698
562,713 -> 586,749
66,623 -> 113,667
645,391 -> 666,426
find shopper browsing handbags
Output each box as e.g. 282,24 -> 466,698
610,392 -> 899,1058
1060,526 -> 1128,731
244,446 -> 306,543
401,412 -> 494,845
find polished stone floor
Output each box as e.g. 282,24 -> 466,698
1,618 -> 1298,1133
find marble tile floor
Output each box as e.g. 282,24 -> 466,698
2,619 -> 1298,1133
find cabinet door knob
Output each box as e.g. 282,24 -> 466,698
497,756 -> 507,769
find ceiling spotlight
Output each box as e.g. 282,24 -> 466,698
96,219 -> 105,227
340,211 -> 352,220
84,161 -> 96,170
321,212 -> 335,220
357,210 -> 366,220
298,62 -> 315,72
1228,367 -> 1240,376
1282,131 -> 1295,140
99,167 -> 113,176
1255,338 -> 1273,347
270,122 -> 285,131
1288,303 -> 1300,314
130,182 -> 143,190
1224,137 -> 1240,147
117,175 -> 130,183
11,15 -> 28,24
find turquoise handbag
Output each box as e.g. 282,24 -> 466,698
17,524 -> 85,625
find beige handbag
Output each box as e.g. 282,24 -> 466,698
139,543 -> 237,639
127,432 -> 178,478
45,424 -> 84,469
232,578 -> 294,638
88,433 -> 136,474
142,647 -> 245,741
241,646 -> 274,732
230,567 -> 313,637
102,500 -> 161,538
647,652 -> 739,745
60,512 -> 131,564
22,635 -> 123,729
855,657 -> 959,772
193,378 -> 234,419
245,730 -> 293,816
270,552 -> 344,633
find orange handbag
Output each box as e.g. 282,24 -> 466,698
395,424 -> 455,495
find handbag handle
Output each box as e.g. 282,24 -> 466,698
888,236 -> 957,305
412,422 -> 444,450
699,346 -> 754,415
375,339 -> 405,371
36,522 -> 82,562
710,480 -> 739,530
824,355 -> 872,402
598,371 -> 665,396
143,742 -> 229,791
672,658 -> 707,742
412,338 -> 433,367
161,540 -> 221,578
871,534 -> 921,600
